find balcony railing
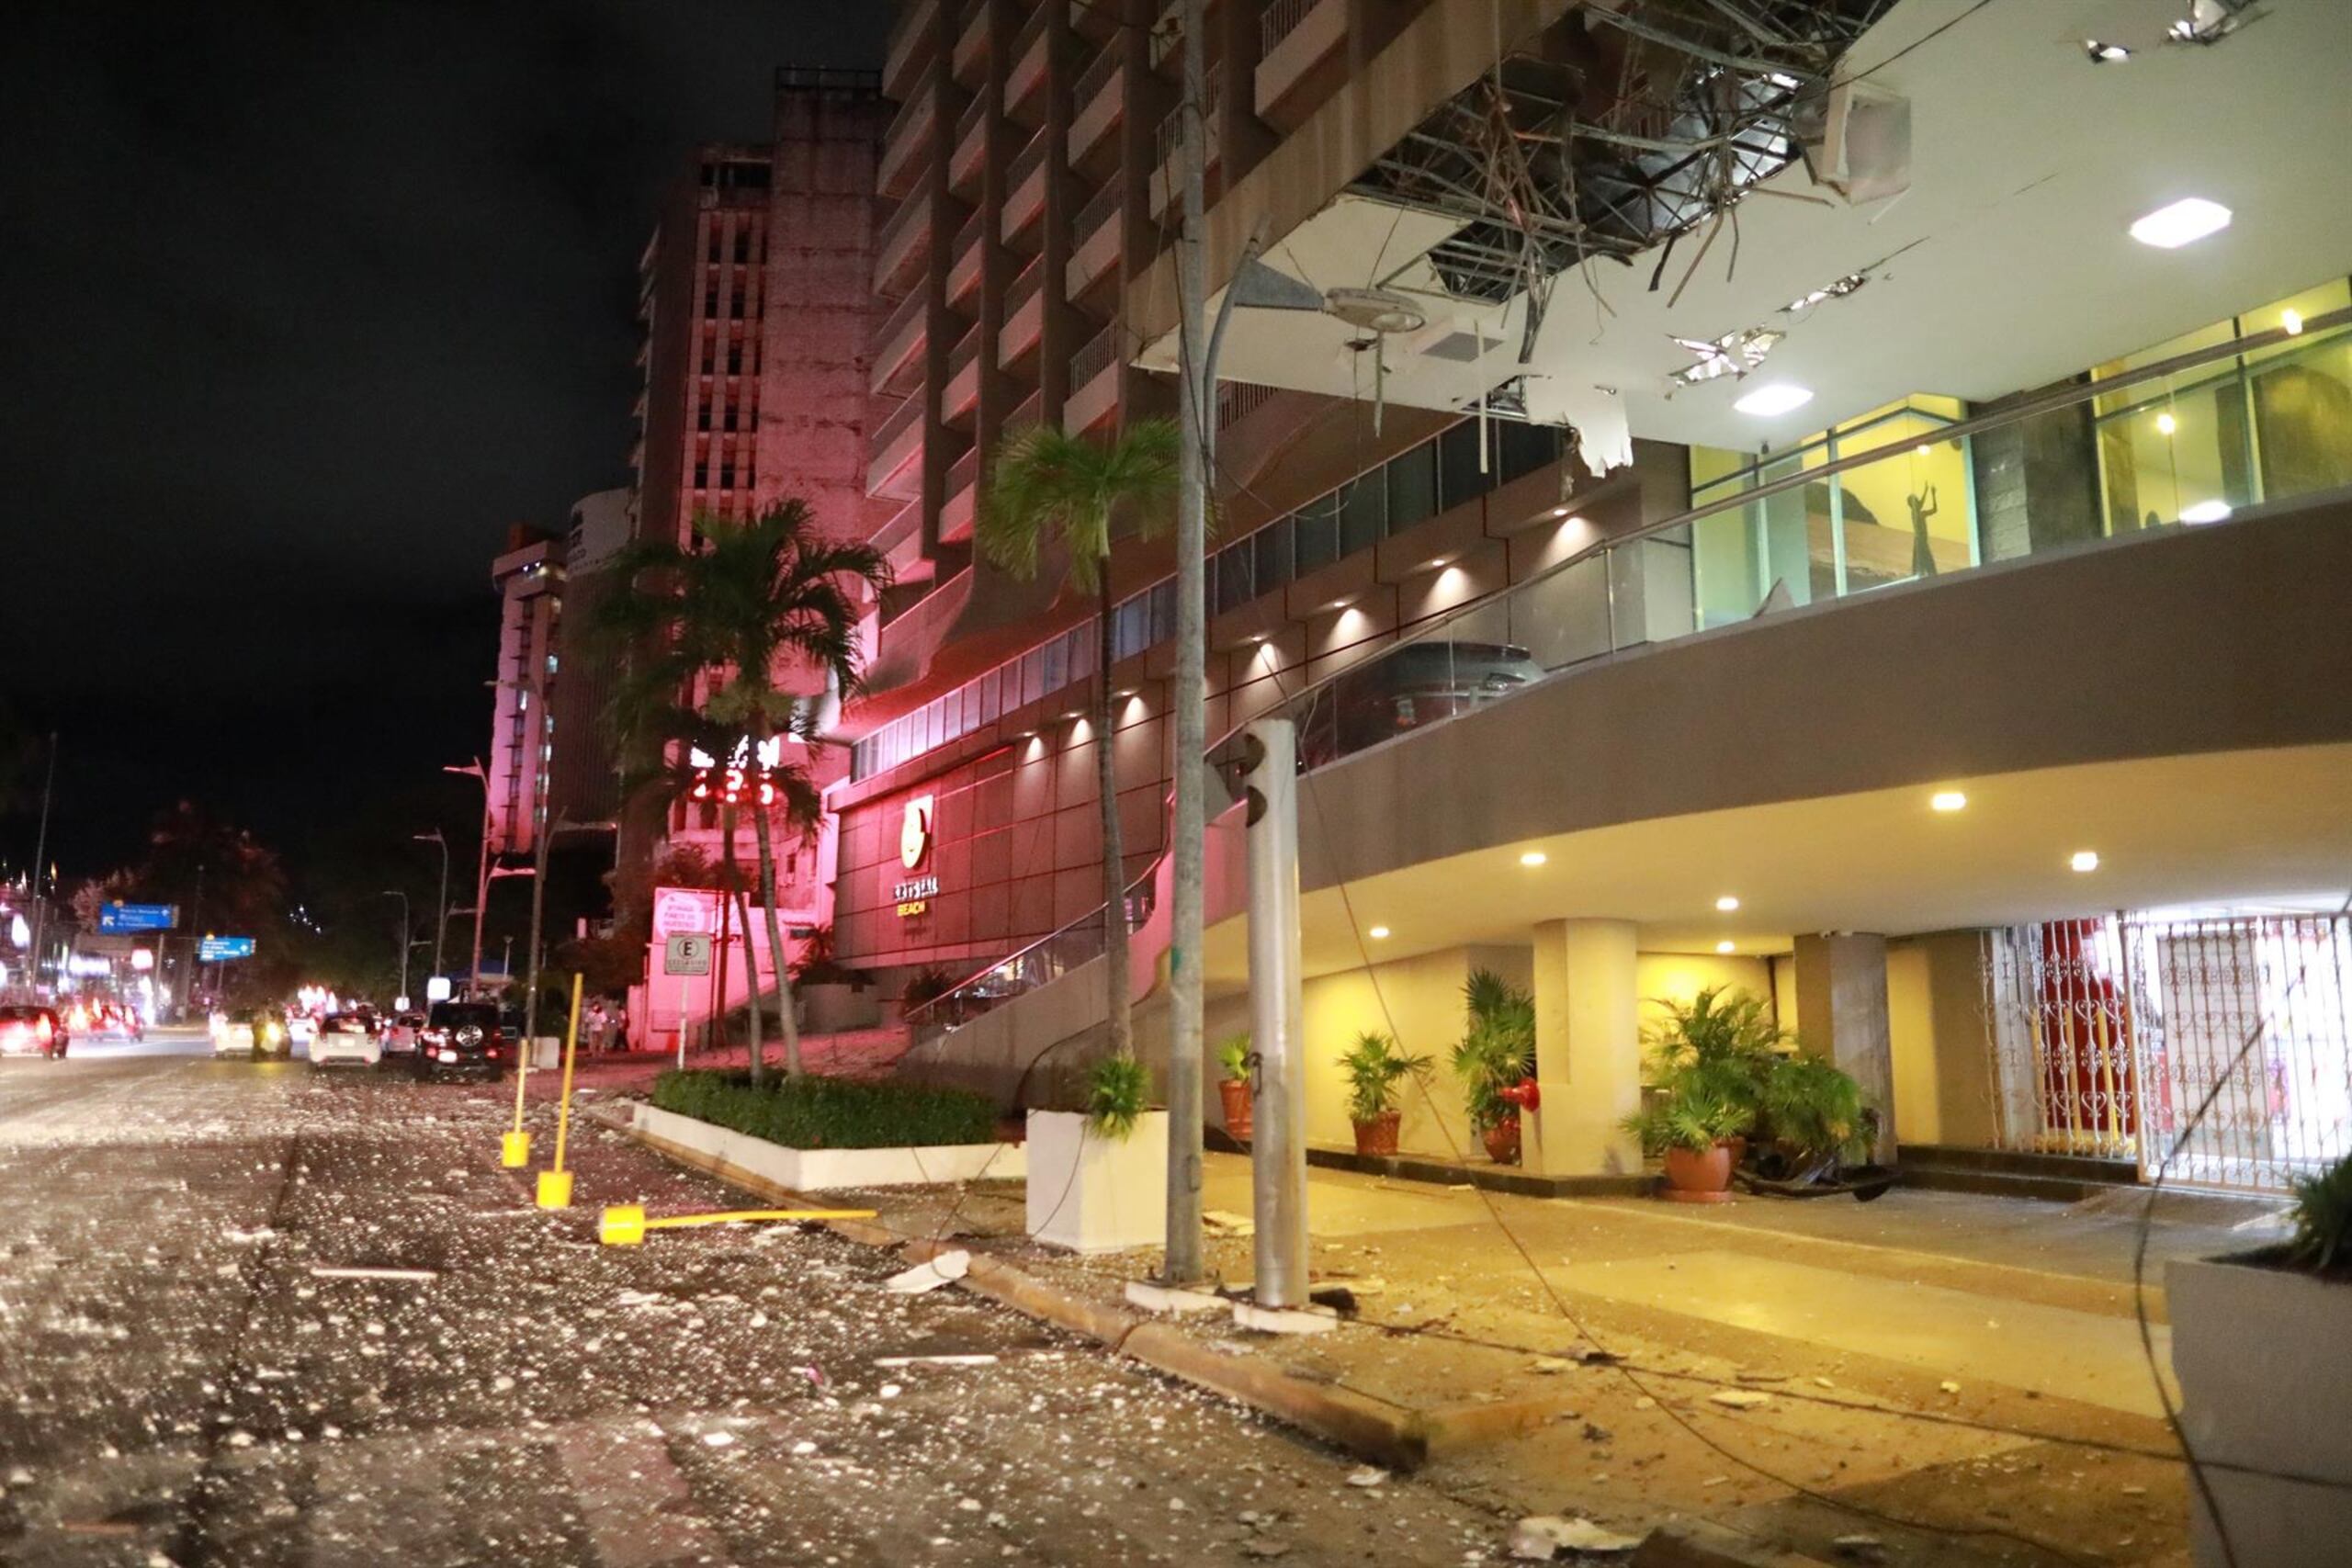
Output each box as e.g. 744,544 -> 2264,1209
947,443 -> 980,496
1069,321 -> 1121,389
1154,64 -> 1222,173
1216,378 -> 1276,431
1073,44 -> 1120,116
1007,128 -> 1047,191
906,299 -> 2352,1032
1074,179 -> 1121,240
1007,389 -> 1043,434
869,393 -> 922,459
1261,0 -> 1327,53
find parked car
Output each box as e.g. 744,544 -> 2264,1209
413,1001 -> 508,1081
311,1012 -> 381,1070
285,1011 -> 319,1048
380,1010 -> 425,1059
1298,640 -> 1548,767
0,1005 -> 67,1059
213,1007 -> 290,1061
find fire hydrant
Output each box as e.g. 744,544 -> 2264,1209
1498,1079 -> 1542,1113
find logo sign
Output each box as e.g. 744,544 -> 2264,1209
198,935 -> 257,962
900,795 -> 934,870
688,735 -> 785,807
892,874 -> 940,919
652,888 -> 718,939
663,933 -> 714,976
100,902 -> 178,932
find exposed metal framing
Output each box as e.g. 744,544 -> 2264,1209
1350,0 -> 1894,316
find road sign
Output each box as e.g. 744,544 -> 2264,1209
198,936 -> 256,962
99,902 -> 178,932
663,933 -> 713,976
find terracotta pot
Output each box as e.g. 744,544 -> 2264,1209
1351,1110 -> 1402,1157
1481,1115 -> 1521,1166
1218,1077 -> 1252,1141
1661,1141 -> 1736,1203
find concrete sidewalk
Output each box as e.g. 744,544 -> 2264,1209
788,1148 -> 2257,1566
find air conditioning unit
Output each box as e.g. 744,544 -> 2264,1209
1798,80 -> 1910,205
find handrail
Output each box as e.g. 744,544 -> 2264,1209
1069,321 -> 1121,388
1261,0 -> 1328,54
903,303 -> 2352,1028
1073,41 -> 1121,110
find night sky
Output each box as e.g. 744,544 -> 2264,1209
0,1 -> 888,885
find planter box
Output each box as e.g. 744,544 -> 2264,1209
631,1101 -> 1023,1191
1025,1109 -> 1167,1255
2169,1252 -> 2352,1567
799,982 -> 881,1033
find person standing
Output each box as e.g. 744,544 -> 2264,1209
586,999 -> 610,1055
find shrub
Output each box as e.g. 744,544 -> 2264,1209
2288,1150 -> 2352,1274
1216,1031 -> 1252,1085
900,965 -> 959,1010
1452,967 -> 1536,1134
1340,1030 -> 1430,1126
1085,1052 -> 1151,1141
651,1069 -> 997,1149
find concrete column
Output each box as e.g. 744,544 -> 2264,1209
1794,932 -> 1898,1165
1527,919 -> 1641,1179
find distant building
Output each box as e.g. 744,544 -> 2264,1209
546,488 -> 633,830
485,525 -> 562,857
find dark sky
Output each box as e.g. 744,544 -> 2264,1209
0,1 -> 888,884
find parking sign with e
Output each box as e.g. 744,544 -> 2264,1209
663,934 -> 713,976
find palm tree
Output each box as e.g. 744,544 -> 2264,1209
602,501 -> 889,1080
978,419 -> 1180,1065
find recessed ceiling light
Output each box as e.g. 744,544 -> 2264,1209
2281,309 -> 2304,336
2130,197 -> 2232,250
1930,790 -> 1968,812
1519,851 -> 1547,867
1367,925 -> 1391,941
1550,505 -> 1574,519
1715,940 -> 1735,954
2070,850 -> 2100,873
2155,411 -> 2177,435
2084,39 -> 2131,63
2180,500 -> 2233,525
1734,383 -> 1814,418
1329,597 -> 1351,612
1427,557 -> 1448,569
1714,895 -> 1740,913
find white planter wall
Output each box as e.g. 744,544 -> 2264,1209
2169,1254 -> 2352,1568
632,1102 -> 1023,1190
1025,1110 -> 1168,1255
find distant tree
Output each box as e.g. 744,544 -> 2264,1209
601,501 -> 889,1080
978,419 -> 1179,1062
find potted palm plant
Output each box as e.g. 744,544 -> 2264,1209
1451,968 -> 1536,1165
2168,1150 -> 2352,1567
1621,987 -> 1782,1201
1746,1054 -> 1886,1197
1340,1030 -> 1430,1157
1024,1051 -> 1167,1254
1216,1031 -> 1252,1141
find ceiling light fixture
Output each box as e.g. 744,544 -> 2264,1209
2084,39 -> 2131,63
2155,411 -> 2178,435
1715,895 -> 1740,913
1329,597 -> 1352,612
1367,925 -> 1391,941
2070,850 -> 2100,873
1519,851 -> 1547,867
1930,790 -> 1968,812
1427,556 -> 1449,570
1715,940 -> 1736,954
2130,197 -> 2232,250
2180,500 -> 2233,524
2281,309 -> 2304,336
1551,505 -> 1574,519
1734,383 -> 1814,418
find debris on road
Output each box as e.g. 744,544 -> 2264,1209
1344,1466 -> 1386,1488
884,1249 -> 970,1293
309,1266 -> 438,1282
1509,1515 -> 1643,1558
1708,1389 -> 1773,1410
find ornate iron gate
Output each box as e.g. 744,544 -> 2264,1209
1984,915 -> 2352,1193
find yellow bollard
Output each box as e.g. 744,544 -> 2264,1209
537,1168 -> 574,1210
600,1204 -> 648,1246
532,976 -> 586,1210
501,1130 -> 531,1168
595,1205 -> 876,1247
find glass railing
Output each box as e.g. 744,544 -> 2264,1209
904,302 -> 2352,1032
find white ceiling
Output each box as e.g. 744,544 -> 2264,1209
1147,0 -> 2352,453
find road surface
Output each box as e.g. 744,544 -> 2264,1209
0,1036 -> 1502,1565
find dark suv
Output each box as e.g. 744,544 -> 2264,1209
413,1001 -> 508,1081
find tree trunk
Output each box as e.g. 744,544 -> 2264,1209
713,803 -> 736,1066
751,798 -> 804,1078
731,873 -> 764,1082
719,800 -> 763,1086
1097,572 -> 1132,1060
1163,0 -> 1211,1286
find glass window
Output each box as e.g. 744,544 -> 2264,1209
1114,594 -> 1148,660
1253,516 -> 1293,593
1438,419 -> 1494,512
1216,540 -> 1254,615
1497,421 -> 1560,484
1148,580 -> 1175,644
977,667 -> 1000,724
1385,440 -> 1438,533
1292,493 -> 1338,575
1338,472 -> 1384,556
1040,636 -> 1068,694
1068,624 -> 1095,684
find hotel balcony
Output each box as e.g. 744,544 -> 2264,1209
1255,0 -> 1346,130
940,444 -> 981,544
865,393 -> 923,502
1068,45 -> 1124,173
1004,3 -> 1049,124
876,62 -> 937,199
1001,130 -> 1048,247
947,96 -> 988,200
951,0 -> 990,86
945,209 -> 987,311
870,288 -> 929,398
1066,179 -> 1123,307
942,326 -> 982,430
1148,63 -> 1221,218
871,497 -> 927,582
873,188 -> 933,299
1063,321 -> 1122,434
881,0 -> 937,100
999,254 -> 1046,369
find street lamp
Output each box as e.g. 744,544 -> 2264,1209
442,760 -> 492,994
379,890 -> 410,1005
412,829 -> 450,980
520,815 -> 617,1044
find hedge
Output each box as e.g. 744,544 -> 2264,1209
650,1069 -> 998,1150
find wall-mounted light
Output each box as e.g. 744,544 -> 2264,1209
1714,895 -> 1740,913
2155,411 -> 2178,436
2180,500 -> 2233,524
1715,940 -> 1735,954
2282,309 -> 2304,336
1930,790 -> 1968,813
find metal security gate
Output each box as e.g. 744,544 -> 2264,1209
1984,915 -> 2352,1193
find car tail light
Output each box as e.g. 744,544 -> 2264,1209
37,1017 -> 53,1043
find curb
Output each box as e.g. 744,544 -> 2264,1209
591,1104 -> 1434,1472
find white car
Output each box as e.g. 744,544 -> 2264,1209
213,1009 -> 290,1061
380,1010 -> 425,1059
311,1012 -> 381,1069
286,1012 -> 319,1048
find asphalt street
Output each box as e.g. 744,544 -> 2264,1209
0,1034 -> 1504,1566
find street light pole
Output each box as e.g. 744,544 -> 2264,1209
25,733 -> 56,1000
443,761 -> 491,996
379,890 -> 410,1004
413,830 -> 450,981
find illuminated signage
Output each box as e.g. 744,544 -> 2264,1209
892,874 -> 939,919
689,736 -> 785,807
900,795 -> 934,869
198,936 -> 257,962
100,902 -> 178,932
652,888 -> 718,939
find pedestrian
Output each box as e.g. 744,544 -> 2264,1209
586,1000 -> 610,1055
610,1007 -> 629,1055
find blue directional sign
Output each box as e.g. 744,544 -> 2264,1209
198,936 -> 257,962
99,902 -> 178,932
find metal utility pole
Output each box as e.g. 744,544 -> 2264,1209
25,734 -> 56,999
413,829 -> 450,981
444,761 -> 492,994
380,890 -> 411,1004
523,815 -> 620,1046
1162,0 -> 1212,1285
1242,717 -> 1307,1307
